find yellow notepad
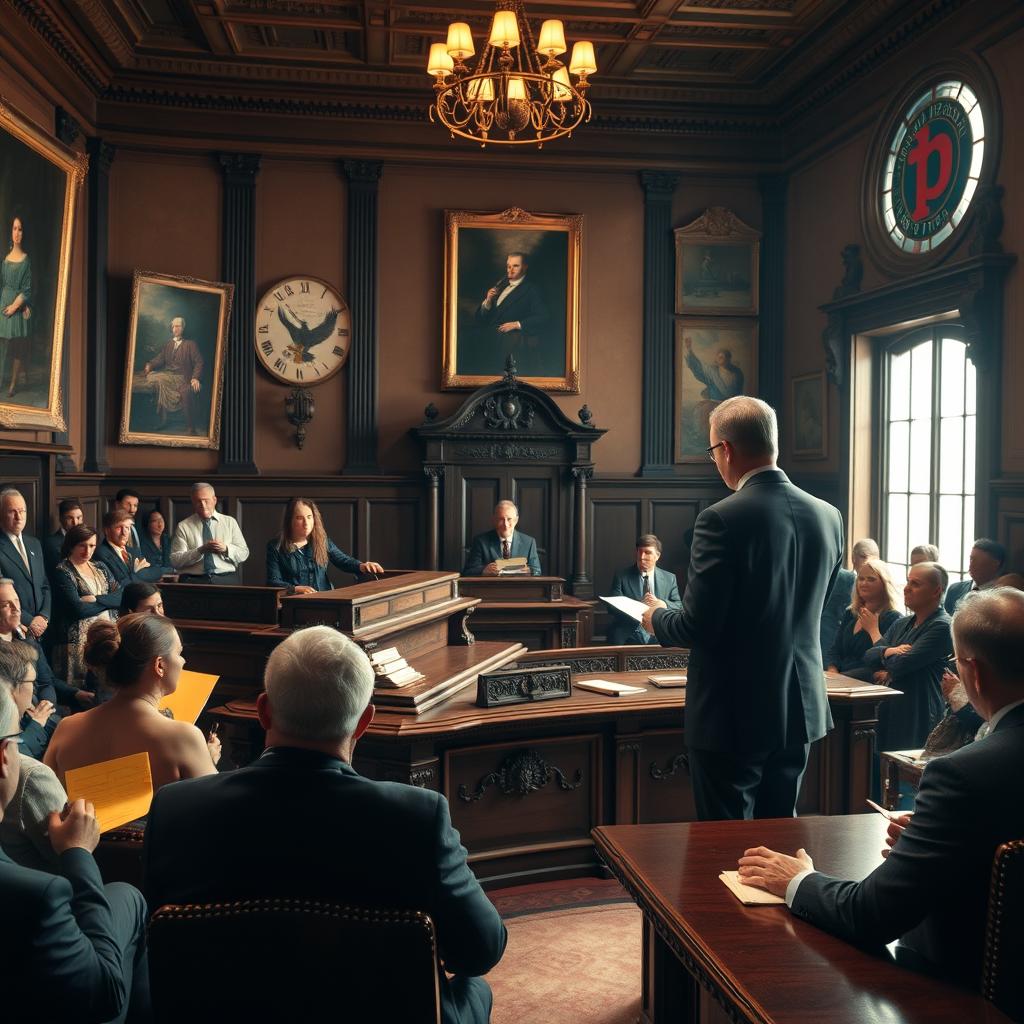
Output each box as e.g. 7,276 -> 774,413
65,752 -> 154,833
158,670 -> 219,723
719,871 -> 786,906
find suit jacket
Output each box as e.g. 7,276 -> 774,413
791,702 -> 1024,988
0,532 -> 51,627
820,567 -> 855,667
474,278 -> 548,336
462,530 -> 542,577
0,845 -> 133,1022
93,539 -> 164,587
43,529 -> 65,577
144,747 -> 508,1024
607,565 -> 682,645
148,337 -> 203,383
651,469 -> 844,754
944,578 -> 974,615
138,533 -> 171,569
265,538 -> 362,592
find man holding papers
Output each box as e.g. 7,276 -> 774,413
0,687 -> 150,1023
462,499 -> 542,577
737,588 -> 1024,989
606,534 -> 681,645
144,626 -> 507,1024
642,397 -> 843,821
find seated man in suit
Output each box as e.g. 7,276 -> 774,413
607,533 -> 682,645
93,510 -> 163,588
462,499 -> 542,577
819,538 -> 879,668
144,626 -> 507,1024
0,686 -> 149,1023
944,537 -> 1006,614
43,498 -> 84,578
737,586 -> 1024,990
0,487 -> 50,641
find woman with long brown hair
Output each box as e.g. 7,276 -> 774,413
266,497 -> 384,594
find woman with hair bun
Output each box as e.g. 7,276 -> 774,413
44,613 -> 220,791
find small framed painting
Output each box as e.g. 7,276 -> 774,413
674,207 -> 760,317
792,370 -> 827,459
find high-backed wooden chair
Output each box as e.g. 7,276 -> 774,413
148,900 -> 441,1023
92,822 -> 145,888
982,838 -> 1024,1021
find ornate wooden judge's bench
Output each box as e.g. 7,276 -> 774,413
164,572 -> 897,889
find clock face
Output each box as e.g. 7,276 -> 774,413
254,276 -> 351,385
880,80 -> 985,255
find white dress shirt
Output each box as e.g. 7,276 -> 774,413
170,511 -> 249,575
736,463 -> 777,491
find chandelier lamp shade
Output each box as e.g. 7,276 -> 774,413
427,1 -> 596,148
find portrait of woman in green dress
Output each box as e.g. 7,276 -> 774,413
0,213 -> 33,398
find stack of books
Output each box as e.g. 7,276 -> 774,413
368,647 -> 425,688
495,556 -> 530,576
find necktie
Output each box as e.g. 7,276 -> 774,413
202,517 -> 216,576
15,535 -> 29,571
501,540 -> 510,560
642,574 -> 651,596
121,548 -> 131,566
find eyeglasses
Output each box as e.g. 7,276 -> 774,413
706,442 -> 724,462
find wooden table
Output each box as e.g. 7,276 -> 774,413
881,749 -> 927,809
592,815 -> 1009,1024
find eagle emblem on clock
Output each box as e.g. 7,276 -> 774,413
254,276 -> 351,385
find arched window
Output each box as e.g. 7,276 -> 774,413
882,326 -> 975,583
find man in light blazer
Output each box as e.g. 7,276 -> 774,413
462,500 -> 542,577
607,534 -> 682,645
737,587 -> 1024,991
0,488 -> 50,640
643,397 -> 844,821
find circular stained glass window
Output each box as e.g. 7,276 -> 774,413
881,80 -> 985,254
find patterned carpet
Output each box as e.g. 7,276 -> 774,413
486,879 -> 642,1024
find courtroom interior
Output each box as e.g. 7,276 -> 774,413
1,1 -> 1023,1022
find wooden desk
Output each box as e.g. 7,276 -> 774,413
592,816 -> 1010,1024
881,749 -> 927,810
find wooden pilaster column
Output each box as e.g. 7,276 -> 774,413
639,171 -> 680,476
572,465 -> 593,594
424,466 -> 443,570
759,174 -> 787,413
82,137 -> 115,474
218,153 -> 261,474
342,160 -> 383,473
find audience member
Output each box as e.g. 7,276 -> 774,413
944,538 -> 1006,614
51,526 -> 121,691
0,487 -> 50,640
113,489 -> 142,549
0,642 -> 53,760
0,687 -> 150,1023
864,562 -> 952,759
43,498 -> 83,576
0,576 -> 89,710
266,497 -> 384,593
606,534 -> 682,645
94,509 -> 162,587
171,482 -> 249,584
819,538 -> 880,668
462,500 -> 541,576
909,543 -> 940,565
119,582 -> 164,616
737,587 -> 1024,990
0,728 -> 66,871
144,626 -> 506,1024
138,508 -> 171,571
825,558 -> 902,680
642,396 -> 844,820
45,613 -> 219,791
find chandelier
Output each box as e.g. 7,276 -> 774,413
427,1 -> 597,148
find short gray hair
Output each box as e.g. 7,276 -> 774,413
852,538 -> 880,561
191,481 -> 215,496
0,487 -> 24,507
0,684 -> 18,736
953,587 -> 1024,685
495,500 -> 518,516
709,397 -> 777,459
264,626 -> 375,741
171,317 -> 185,329
912,560 -> 948,594
910,543 -> 940,563
0,577 -> 15,588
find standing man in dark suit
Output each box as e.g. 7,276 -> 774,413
0,488 -> 50,642
144,626 -> 506,1024
112,489 -> 143,550
43,498 -> 83,579
642,397 -> 844,820
737,587 -> 1024,990
462,500 -> 542,577
607,534 -> 682,645
143,315 -> 204,435
0,686 -> 150,1023
944,537 -> 1005,614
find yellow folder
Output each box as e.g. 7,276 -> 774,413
65,751 -> 154,833
158,670 -> 219,724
